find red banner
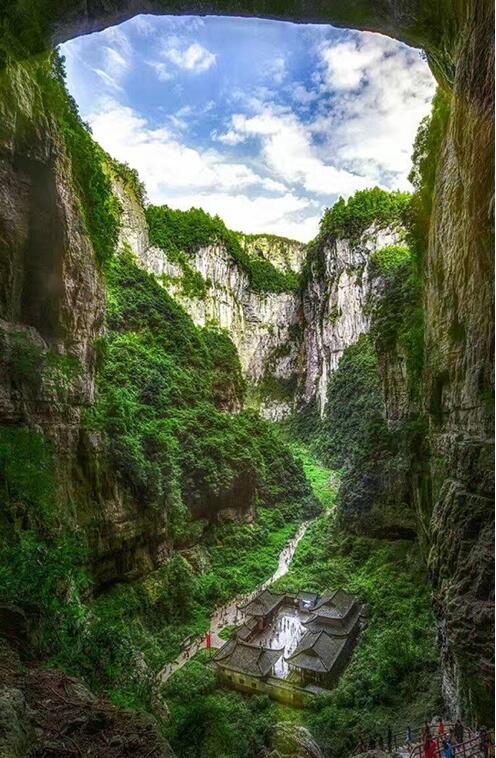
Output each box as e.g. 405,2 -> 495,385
206,631 -> 212,649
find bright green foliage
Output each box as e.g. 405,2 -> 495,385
288,442 -> 340,510
164,653 -> 275,757
409,89 -> 451,244
0,427 -> 90,654
274,517 -> 441,757
370,246 -> 424,381
146,205 -> 299,293
370,245 -> 411,273
318,187 -> 410,243
110,158 -> 147,205
244,257 -> 299,292
87,250 -> 314,525
318,335 -> 386,470
44,53 -> 121,265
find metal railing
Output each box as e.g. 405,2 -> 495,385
409,732 -> 484,758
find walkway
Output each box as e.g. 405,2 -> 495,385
158,520 -> 312,683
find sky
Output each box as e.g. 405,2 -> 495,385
60,15 -> 435,242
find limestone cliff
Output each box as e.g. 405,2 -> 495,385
114,177 -> 305,421
0,0 -> 493,727
301,223 -> 406,415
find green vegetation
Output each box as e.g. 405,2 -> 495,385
317,335 -> 385,471
0,427 -> 90,656
3,329 -> 82,397
303,187 -> 411,284
110,158 -> 147,205
161,258 -> 211,300
316,187 -> 409,245
86,250 -> 314,527
0,419 -> 305,716
45,53 -> 121,265
52,507 -> 301,711
146,205 -> 300,294
272,516 -> 441,757
409,88 -> 451,253
288,442 -> 340,511
0,246 -> 317,717
164,653 -> 276,757
369,245 -> 424,382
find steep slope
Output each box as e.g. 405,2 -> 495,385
113,176 -> 305,420
0,0 -> 493,732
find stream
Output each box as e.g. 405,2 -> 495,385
159,519 -> 312,682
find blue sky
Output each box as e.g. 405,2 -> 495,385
61,15 -> 435,241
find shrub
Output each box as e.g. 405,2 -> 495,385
44,52 -> 121,266
146,205 -> 300,293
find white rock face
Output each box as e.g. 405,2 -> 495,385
301,223 -> 405,415
114,178 -> 303,421
114,177 -> 404,421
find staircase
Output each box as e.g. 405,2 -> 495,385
354,722 -> 493,758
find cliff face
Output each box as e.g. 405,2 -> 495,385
0,60 -> 172,589
0,0 -> 493,726
301,224 -> 405,414
114,178 -> 405,423
421,1 -> 494,720
114,178 -> 305,421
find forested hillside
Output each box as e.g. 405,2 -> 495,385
0,2 -> 494,755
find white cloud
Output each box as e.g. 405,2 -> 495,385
82,26 -> 133,91
61,20 -> 435,241
289,83 -> 318,106
268,56 -> 287,85
216,108 -> 371,197
161,40 -> 216,74
147,61 -> 172,82
87,100 -> 318,239
314,32 -> 435,186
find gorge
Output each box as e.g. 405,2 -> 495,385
0,2 -> 494,757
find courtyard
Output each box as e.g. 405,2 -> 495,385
214,588 -> 363,705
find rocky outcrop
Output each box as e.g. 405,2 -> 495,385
114,177 -> 304,420
266,724 -> 325,758
301,224 -> 405,414
0,638 -> 174,757
421,0 -> 494,722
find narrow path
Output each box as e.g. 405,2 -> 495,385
158,520 -> 312,683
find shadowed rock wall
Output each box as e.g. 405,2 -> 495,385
0,0 -> 493,722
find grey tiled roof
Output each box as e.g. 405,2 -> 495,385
303,606 -> 360,636
214,638 -> 283,678
286,630 -> 348,673
238,589 -> 285,617
313,589 -> 357,618
237,616 -> 257,641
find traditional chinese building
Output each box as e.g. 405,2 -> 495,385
285,629 -> 355,688
302,589 -> 361,637
237,589 -> 285,633
214,587 -> 363,705
213,637 -> 283,693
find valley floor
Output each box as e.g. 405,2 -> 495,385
161,446 -> 442,758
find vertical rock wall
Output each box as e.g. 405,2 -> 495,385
301,225 -> 405,414
422,0 -> 494,720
